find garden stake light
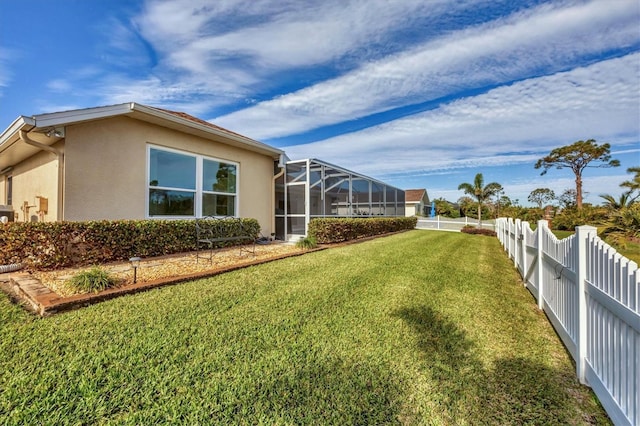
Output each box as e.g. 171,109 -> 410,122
129,257 -> 141,283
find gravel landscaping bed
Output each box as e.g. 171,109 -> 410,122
32,242 -> 302,297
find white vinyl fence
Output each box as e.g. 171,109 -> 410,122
496,218 -> 639,426
416,216 -> 495,232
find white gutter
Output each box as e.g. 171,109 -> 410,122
19,130 -> 64,220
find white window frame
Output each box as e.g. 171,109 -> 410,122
6,175 -> 12,206
146,144 -> 239,219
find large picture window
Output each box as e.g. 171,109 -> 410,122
148,146 -> 238,217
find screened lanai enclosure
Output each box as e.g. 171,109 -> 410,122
275,159 -> 405,241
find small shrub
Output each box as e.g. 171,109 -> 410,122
65,267 -> 117,293
461,226 -> 497,237
296,236 -> 318,250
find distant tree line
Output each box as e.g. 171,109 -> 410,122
437,139 -> 638,249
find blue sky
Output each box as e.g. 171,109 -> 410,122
1,0 -> 638,206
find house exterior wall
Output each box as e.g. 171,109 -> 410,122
63,116 -> 275,235
2,144 -> 61,222
405,192 -> 429,217
405,202 -> 426,216
405,203 -> 417,216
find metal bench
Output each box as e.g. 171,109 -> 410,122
195,216 -> 257,263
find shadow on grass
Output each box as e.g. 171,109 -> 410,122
395,306 -> 606,425
245,354 -> 403,424
98,354 -> 405,424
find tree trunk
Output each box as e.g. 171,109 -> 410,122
576,174 -> 583,209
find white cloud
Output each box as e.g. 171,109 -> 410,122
138,0 -> 460,71
120,0 -> 472,110
98,76 -> 219,115
283,53 -> 640,177
81,0 -> 481,117
214,0 -> 640,139
0,48 -> 13,97
46,79 -> 72,92
161,0 -> 455,70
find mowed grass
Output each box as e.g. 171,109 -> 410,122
0,231 -> 609,425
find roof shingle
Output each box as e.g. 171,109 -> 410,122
405,189 -> 427,202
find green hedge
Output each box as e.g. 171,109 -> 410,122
307,217 -> 417,243
0,218 -> 260,271
461,225 -> 497,237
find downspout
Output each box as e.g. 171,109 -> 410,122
19,130 -> 64,221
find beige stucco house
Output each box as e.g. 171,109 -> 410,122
0,103 -> 285,236
404,188 -> 430,217
1,102 -> 409,240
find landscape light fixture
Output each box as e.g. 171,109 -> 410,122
45,127 -> 65,138
129,257 -> 141,283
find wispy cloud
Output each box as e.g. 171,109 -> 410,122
84,0 -> 487,115
137,0 -> 465,70
0,48 -> 13,97
284,53 -> 640,177
214,0 -> 640,139
99,75 -> 219,115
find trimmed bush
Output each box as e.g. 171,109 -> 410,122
461,225 -> 497,237
65,267 -> 117,293
0,218 -> 260,270
308,217 -> 417,243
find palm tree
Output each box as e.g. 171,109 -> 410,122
458,173 -> 502,225
599,193 -> 633,210
620,166 -> 640,201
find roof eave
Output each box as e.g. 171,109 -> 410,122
30,103 -> 135,129
0,116 -> 34,145
1,102 -> 284,160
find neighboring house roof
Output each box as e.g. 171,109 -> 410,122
405,189 -> 427,203
0,102 -> 285,172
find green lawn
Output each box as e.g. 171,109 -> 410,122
0,231 -> 609,425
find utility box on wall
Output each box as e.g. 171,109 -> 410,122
0,205 -> 14,221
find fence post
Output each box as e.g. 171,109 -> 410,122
537,220 -> 548,310
521,221 -> 529,282
506,219 -> 511,259
514,219 -> 521,268
509,219 -> 518,260
576,225 -> 596,385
